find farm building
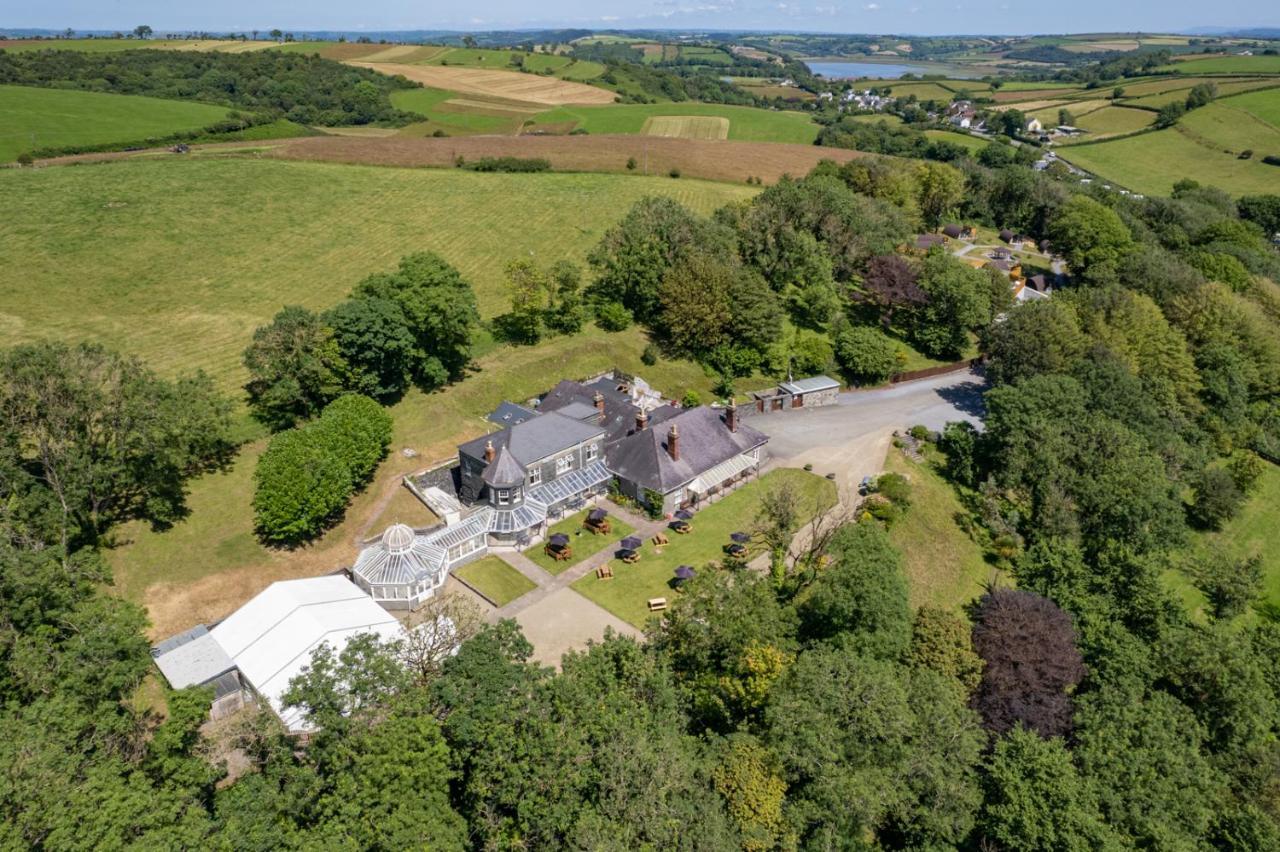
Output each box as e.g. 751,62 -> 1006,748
779,375 -> 841,408
351,518 -> 489,610
1026,117 -> 1043,133
209,576 -> 403,732
607,404 -> 768,516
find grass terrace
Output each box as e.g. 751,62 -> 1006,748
453,556 -> 537,606
526,508 -> 637,576
571,469 -> 835,627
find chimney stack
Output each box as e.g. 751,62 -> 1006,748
484,439 -> 495,463
667,424 -> 680,461
636,410 -> 648,432
593,391 -> 606,420
726,401 -> 738,433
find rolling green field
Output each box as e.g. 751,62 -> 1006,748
1061,89 -> 1280,196
1071,105 -> 1155,137
413,47 -> 606,81
0,84 -> 230,161
526,102 -> 820,143
0,157 -> 755,390
1162,55 -> 1280,74
924,129 -> 987,151
390,87 -> 527,135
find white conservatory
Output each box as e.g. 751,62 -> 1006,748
350,519 -> 489,610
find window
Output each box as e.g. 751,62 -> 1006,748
529,466 -> 542,486
586,443 -> 599,462
448,537 -> 479,563
497,489 -> 510,506
556,454 -> 573,474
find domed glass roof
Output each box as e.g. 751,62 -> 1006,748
382,523 -> 416,555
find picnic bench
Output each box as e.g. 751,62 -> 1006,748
671,520 -> 692,534
651,532 -> 669,547
596,564 -> 614,580
621,551 -> 641,564
545,545 -> 573,561
647,597 -> 668,612
585,518 -> 611,535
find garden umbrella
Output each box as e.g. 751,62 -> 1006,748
621,536 -> 642,550
549,533 -> 570,547
588,508 -> 608,522
674,565 -> 696,580
617,548 -> 637,559
730,531 -> 750,544
675,509 -> 694,521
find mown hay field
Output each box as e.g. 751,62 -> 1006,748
348,61 -> 616,105
1176,94 -> 1280,154
0,84 -> 230,161
0,157 -> 754,390
641,115 -> 731,140
1161,55 -> 1280,74
1070,105 -> 1155,137
527,101 -> 819,143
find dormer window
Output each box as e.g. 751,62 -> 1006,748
586,443 -> 599,462
556,455 -> 573,474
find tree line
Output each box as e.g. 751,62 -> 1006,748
0,48 -> 421,126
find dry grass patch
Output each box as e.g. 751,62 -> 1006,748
348,61 -> 616,105
642,115 -> 731,140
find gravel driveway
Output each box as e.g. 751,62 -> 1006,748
751,368 -> 986,501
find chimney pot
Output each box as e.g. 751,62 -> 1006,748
593,391 -> 606,419
636,410 -> 648,432
484,439 -> 495,463
726,401 -> 738,433
667,423 -> 680,461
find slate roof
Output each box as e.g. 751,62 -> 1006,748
459,411 -> 604,468
607,406 -> 768,494
152,625 -> 236,690
481,446 -> 525,487
486,401 -> 536,427
779,375 -> 840,395
540,378 -> 642,445
915,233 -> 947,250
556,400 -> 600,422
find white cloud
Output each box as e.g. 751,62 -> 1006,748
865,2 -> 880,8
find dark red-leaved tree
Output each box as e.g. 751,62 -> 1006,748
970,587 -> 1085,739
858,254 -> 927,329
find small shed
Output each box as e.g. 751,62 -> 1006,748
777,376 -> 840,409
998,228 -> 1014,243
941,223 -> 973,239
915,233 -> 947,251
152,625 -> 246,720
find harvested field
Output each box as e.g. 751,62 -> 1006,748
359,44 -> 425,62
445,97 -> 543,114
642,115 -> 731,140
993,88 -> 1083,103
235,134 -> 863,185
349,61 -> 616,105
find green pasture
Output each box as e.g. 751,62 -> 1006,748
417,47 -> 605,81
0,157 -> 754,390
924,129 -> 987,151
571,469 -> 835,627
1061,120 -> 1280,197
0,84 -> 231,161
390,87 -> 525,135
1178,96 -> 1280,154
1071,105 -> 1154,137
526,102 -> 819,144
1162,55 -> 1280,74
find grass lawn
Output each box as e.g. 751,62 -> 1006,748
883,447 -> 997,613
1061,122 -> 1280,196
1164,461 -> 1280,625
526,102 -> 820,144
571,469 -> 836,627
453,556 -> 537,606
525,509 -> 637,576
0,157 -> 754,391
0,85 -> 230,161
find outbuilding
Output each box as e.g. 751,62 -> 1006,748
777,375 -> 841,409
209,576 -> 403,731
151,625 -> 246,720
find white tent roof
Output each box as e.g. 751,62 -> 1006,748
210,576 -> 402,732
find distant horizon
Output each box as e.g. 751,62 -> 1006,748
4,24 -> 1280,40
2,0 -> 1277,40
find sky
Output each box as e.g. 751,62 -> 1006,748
4,0 -> 1276,37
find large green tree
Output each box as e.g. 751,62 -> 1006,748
243,306 -> 347,430
1048,195 -> 1133,285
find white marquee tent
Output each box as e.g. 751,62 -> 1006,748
209,575 -> 402,732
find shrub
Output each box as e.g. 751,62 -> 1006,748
316,394 -> 393,486
462,156 -> 551,173
432,129 -> 448,138
16,152 -> 33,166
642,488 -> 666,520
681,390 -> 702,408
594,301 -> 633,332
626,156 -> 637,171
1189,466 -> 1244,530
253,429 -> 353,545
875,472 -> 912,508
641,343 -> 659,366
908,424 -> 930,442
253,394 -> 392,544
834,325 -> 899,385
668,167 -> 682,179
